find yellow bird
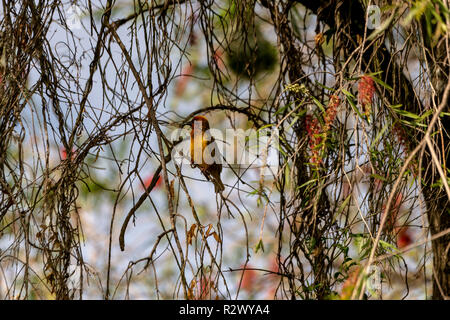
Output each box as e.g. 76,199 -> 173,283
189,115 -> 225,193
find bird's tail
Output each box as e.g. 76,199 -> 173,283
209,171 -> 225,193
213,178 -> 225,193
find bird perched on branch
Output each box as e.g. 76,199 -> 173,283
189,115 -> 225,193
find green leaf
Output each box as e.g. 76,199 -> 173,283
255,239 -> 265,253
297,109 -> 307,117
379,240 -> 398,253
419,109 -> 433,121
337,194 -> 351,216
367,71 -> 383,77
286,115 -> 299,130
394,108 -> 421,119
258,124 -> 274,130
402,0 -> 429,27
342,88 -> 355,98
274,104 -> 289,115
298,178 -> 318,189
345,94 -> 364,119
370,122 -> 390,150
370,173 -> 387,182
370,75 -> 393,91
311,96 -> 325,112
285,163 -> 290,188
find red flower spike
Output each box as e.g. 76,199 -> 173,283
142,174 -> 162,190
358,76 -> 375,115
213,49 -> 225,71
397,227 -> 413,249
392,123 -> 408,151
305,115 -> 323,165
60,147 -> 76,161
239,264 -> 257,292
304,95 -> 340,166
175,63 -> 195,97
61,148 -> 67,160
340,266 -> 361,300
323,95 -> 340,132
194,277 -> 214,300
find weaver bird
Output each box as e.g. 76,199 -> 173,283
189,115 -> 225,193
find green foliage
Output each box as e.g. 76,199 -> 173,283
403,0 -> 450,45
226,27 -> 278,78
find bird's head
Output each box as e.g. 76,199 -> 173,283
190,115 -> 210,131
